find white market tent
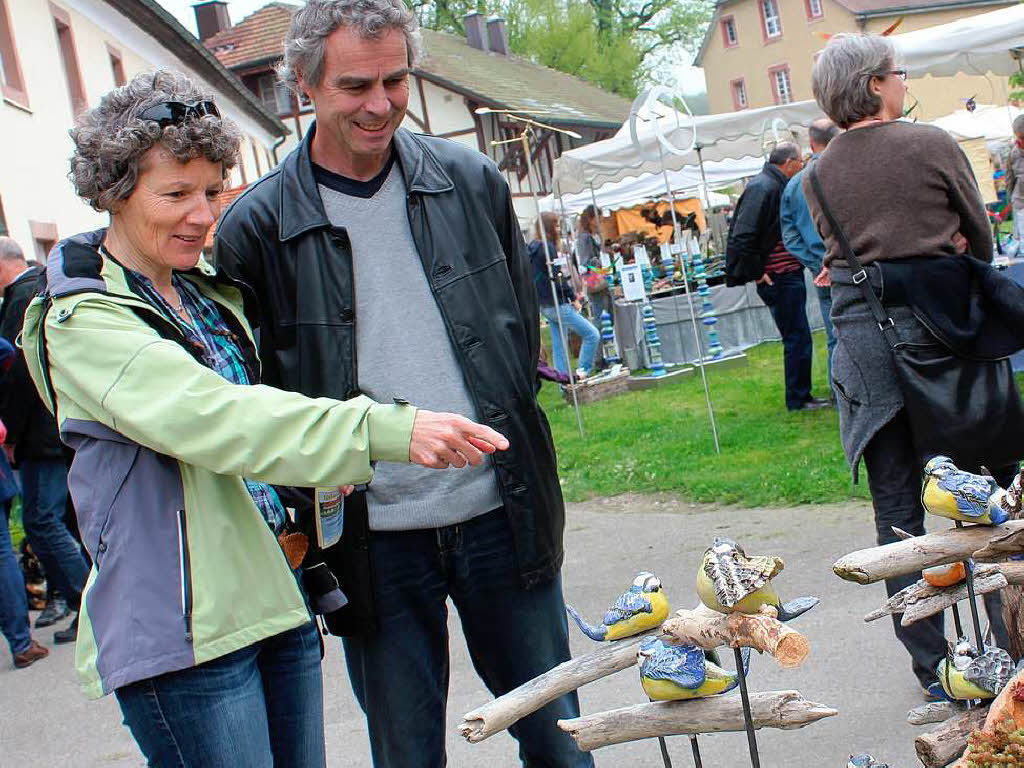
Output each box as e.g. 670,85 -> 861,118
893,4 -> 1024,78
540,156 -> 757,215
928,103 -> 1022,142
551,97 -> 824,196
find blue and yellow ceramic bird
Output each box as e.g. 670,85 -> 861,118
936,638 -> 1014,701
922,456 -> 1010,525
636,636 -> 751,701
848,756 -> 889,768
696,538 -> 818,621
566,572 -> 670,641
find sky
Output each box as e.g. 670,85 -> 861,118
156,0 -> 707,94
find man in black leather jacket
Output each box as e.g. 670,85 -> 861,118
214,1 -> 589,766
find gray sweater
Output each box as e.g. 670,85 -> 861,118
318,163 -> 503,531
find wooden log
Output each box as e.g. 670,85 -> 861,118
459,631 -> 658,743
661,605 -> 810,668
557,690 -> 837,752
916,707 -> 990,768
863,566 -> 1009,627
907,701 -> 964,726
833,521 -> 1024,585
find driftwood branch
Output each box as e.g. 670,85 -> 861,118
908,701 -> 964,726
916,706 -> 989,768
459,631 -> 657,743
557,690 -> 837,751
833,521 -> 1024,585
863,566 -> 1008,626
662,605 -> 809,668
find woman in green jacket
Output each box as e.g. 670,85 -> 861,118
21,70 -> 507,768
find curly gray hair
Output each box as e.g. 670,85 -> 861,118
70,70 -> 241,212
278,0 -> 421,94
812,33 -> 897,129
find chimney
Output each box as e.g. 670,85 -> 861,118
194,1 -> 231,41
486,17 -> 508,56
463,12 -> 488,52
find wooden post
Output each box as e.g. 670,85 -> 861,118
557,691 -> 838,752
915,707 -> 989,768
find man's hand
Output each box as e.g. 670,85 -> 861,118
409,411 -> 510,470
813,267 -> 831,287
953,232 -> 968,254
756,273 -> 774,286
338,485 -> 354,496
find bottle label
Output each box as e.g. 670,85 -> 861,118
314,487 -> 344,549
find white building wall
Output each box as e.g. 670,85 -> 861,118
0,0 -> 282,253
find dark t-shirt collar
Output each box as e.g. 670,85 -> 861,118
312,153 -> 397,199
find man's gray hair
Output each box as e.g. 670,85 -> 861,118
0,236 -> 24,263
812,33 -> 896,129
808,118 -> 839,149
278,0 -> 422,93
69,70 -> 240,212
768,141 -> 800,166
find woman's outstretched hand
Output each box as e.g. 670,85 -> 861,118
409,411 -> 510,469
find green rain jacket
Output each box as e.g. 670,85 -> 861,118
20,229 -> 416,698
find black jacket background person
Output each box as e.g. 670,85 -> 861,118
725,163 -> 790,286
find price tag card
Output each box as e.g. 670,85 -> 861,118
659,243 -> 672,262
634,245 -> 651,267
670,243 -> 685,254
620,264 -> 646,302
600,252 -> 611,269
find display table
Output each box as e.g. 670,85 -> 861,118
611,271 -> 826,369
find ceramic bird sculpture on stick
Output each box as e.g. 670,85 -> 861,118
636,636 -> 751,701
921,456 -> 1010,525
696,538 -> 819,621
847,756 -> 889,768
936,638 -> 1014,701
566,572 -> 669,641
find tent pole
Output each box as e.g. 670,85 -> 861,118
527,133 -> 585,438
659,142 -> 721,454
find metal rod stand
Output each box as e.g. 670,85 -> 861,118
951,602 -> 964,639
688,735 -> 702,768
733,646 -> 761,768
954,521 -> 985,651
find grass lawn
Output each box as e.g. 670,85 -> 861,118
538,330 -> 872,507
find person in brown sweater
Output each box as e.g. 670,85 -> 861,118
804,32 -> 1007,698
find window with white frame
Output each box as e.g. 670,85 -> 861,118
256,73 -> 292,115
762,0 -> 782,38
733,80 -> 747,109
808,0 -> 823,18
722,17 -> 738,46
772,68 -> 792,104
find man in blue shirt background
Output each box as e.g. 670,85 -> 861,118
781,118 -> 840,396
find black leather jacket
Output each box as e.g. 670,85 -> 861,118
215,126 -> 565,628
725,163 -> 788,286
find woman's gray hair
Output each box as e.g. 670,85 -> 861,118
69,70 -> 241,212
278,0 -> 421,93
812,33 -> 897,129
1013,114 -> 1024,136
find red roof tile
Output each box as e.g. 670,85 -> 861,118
205,3 -> 296,70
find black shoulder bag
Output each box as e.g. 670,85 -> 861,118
808,165 -> 1024,471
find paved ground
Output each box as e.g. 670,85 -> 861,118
1,495 -> 950,767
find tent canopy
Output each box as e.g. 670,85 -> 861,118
544,155 -> 759,214
552,97 -> 822,195
928,104 -> 1023,141
892,4 -> 1024,78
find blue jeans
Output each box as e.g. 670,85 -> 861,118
756,271 -> 813,410
342,508 -> 592,768
541,304 -> 600,375
0,500 -> 31,656
116,622 -> 324,768
20,460 -> 87,609
816,285 -> 836,394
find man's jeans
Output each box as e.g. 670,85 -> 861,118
816,285 -> 836,393
0,500 -> 31,656
541,304 -> 600,375
116,622 -> 325,768
756,270 -> 813,410
343,508 -> 593,768
863,410 -> 1011,687
20,460 -> 87,610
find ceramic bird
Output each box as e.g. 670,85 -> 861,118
848,756 -> 889,768
936,638 -> 1014,701
636,636 -> 750,701
696,538 -> 819,621
566,572 -> 669,641
922,561 -> 968,588
921,456 -> 1010,525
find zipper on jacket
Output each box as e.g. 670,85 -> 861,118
176,509 -> 194,643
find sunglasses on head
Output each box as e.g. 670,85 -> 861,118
136,100 -> 220,128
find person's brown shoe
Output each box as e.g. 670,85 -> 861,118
13,639 -> 49,669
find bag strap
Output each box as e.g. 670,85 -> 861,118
808,165 -> 902,349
